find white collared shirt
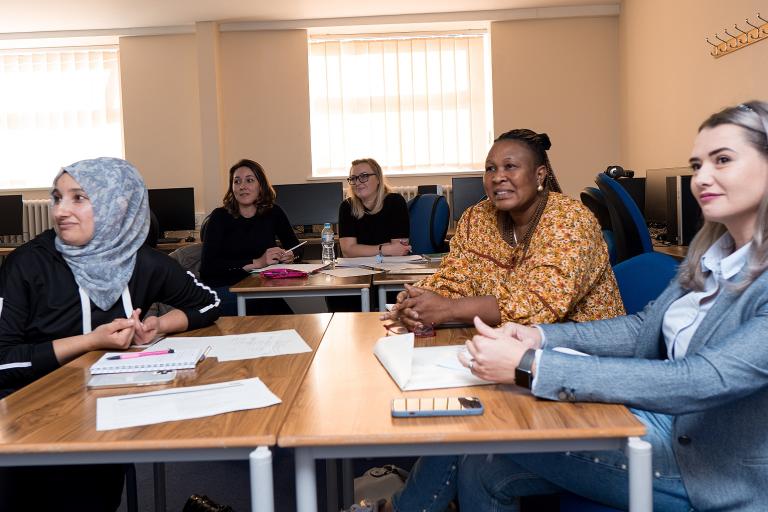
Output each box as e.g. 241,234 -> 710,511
661,234 -> 751,360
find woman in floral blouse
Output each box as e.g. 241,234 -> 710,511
383,129 -> 624,329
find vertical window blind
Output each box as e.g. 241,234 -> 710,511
309,32 -> 491,177
0,46 -> 123,189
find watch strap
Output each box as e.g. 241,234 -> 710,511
515,349 -> 536,389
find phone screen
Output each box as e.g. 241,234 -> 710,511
391,396 -> 484,417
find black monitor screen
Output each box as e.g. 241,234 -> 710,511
147,187 -> 196,235
0,195 -> 23,237
273,182 -> 343,226
645,168 -> 691,225
451,176 -> 486,221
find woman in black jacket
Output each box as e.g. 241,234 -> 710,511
0,157 -> 221,511
200,158 -> 301,315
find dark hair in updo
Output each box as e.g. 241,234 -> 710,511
494,129 -> 562,193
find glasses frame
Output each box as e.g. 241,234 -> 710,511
346,172 -> 375,185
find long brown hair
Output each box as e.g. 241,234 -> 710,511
678,100 -> 768,292
347,158 -> 391,219
222,159 -> 276,217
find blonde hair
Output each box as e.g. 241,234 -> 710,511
347,158 -> 391,219
679,100 -> 768,292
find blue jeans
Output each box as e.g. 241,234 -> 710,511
391,409 -> 692,512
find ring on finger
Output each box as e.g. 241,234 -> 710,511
469,359 -> 475,371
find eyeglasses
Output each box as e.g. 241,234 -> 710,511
346,173 -> 374,185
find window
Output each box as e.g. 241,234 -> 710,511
309,32 -> 492,178
0,46 -> 123,189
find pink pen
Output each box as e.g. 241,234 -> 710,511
106,349 -> 175,360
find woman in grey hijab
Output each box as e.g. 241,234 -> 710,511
0,157 -> 221,511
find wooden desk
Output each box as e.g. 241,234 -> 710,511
156,240 -> 197,253
0,246 -> 17,257
0,314 -> 332,512
230,273 -> 372,315
653,243 -> 688,261
279,313 -> 651,512
372,263 -> 440,311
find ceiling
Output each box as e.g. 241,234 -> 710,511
1,0 -> 620,35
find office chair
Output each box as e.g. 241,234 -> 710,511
580,187 -> 617,265
613,251 -> 678,314
407,194 -> 450,254
595,173 -> 653,264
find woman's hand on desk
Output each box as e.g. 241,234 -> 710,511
277,249 -> 294,263
459,317 -> 539,384
382,239 -> 412,256
394,284 -> 450,330
244,247 -> 285,270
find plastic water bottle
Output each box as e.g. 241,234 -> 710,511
321,223 -> 335,265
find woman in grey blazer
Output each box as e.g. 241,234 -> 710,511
372,101 -> 768,512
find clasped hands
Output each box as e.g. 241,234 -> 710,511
89,308 -> 163,350
380,283 -> 450,330
456,316 -> 542,384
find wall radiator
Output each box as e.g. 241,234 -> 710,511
0,199 -> 53,245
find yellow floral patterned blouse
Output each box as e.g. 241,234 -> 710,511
417,192 -> 624,324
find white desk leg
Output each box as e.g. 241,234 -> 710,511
626,436 -> 653,512
360,288 -> 370,312
296,448 -> 318,512
250,446 -> 275,512
378,286 -> 387,312
237,296 -> 246,316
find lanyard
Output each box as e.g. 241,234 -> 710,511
79,286 -> 133,334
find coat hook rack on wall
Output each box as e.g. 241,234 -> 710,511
708,13 -> 768,58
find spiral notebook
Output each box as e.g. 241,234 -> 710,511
90,348 -> 205,375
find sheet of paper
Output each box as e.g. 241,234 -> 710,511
250,263 -> 328,274
335,255 -> 425,267
373,333 -> 490,391
153,330 -> 312,362
320,267 -> 380,277
375,265 -> 436,275
96,377 -> 280,431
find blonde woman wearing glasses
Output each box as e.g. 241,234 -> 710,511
338,158 -> 411,257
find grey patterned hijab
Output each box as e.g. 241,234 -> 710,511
54,158 -> 150,311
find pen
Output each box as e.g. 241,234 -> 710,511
107,349 -> 175,360
282,240 -> 308,254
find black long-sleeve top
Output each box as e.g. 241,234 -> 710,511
0,230 -> 221,398
338,193 -> 410,246
200,205 -> 301,288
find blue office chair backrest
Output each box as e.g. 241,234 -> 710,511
613,252 -> 678,314
407,194 -> 450,254
595,173 -> 653,264
580,187 -> 611,231
580,186 -> 617,265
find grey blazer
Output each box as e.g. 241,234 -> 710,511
537,269 -> 768,511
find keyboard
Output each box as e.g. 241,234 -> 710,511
157,237 -> 182,244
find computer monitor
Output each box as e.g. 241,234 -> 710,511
616,177 -> 645,216
0,195 -> 23,237
147,187 -> 196,239
644,167 -> 691,226
273,182 -> 344,230
451,176 -> 486,221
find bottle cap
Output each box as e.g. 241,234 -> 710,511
324,222 -> 331,228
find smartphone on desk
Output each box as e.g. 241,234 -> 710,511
391,396 -> 484,418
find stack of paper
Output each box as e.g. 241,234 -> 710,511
250,263 -> 329,274
373,333 -> 491,391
